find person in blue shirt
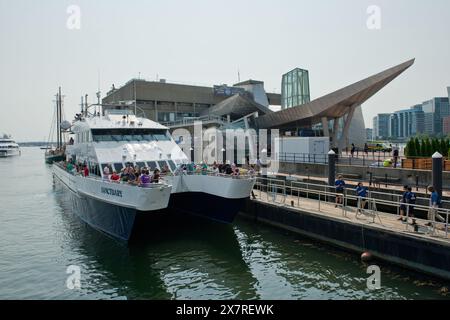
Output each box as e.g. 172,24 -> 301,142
398,185 -> 409,222
426,186 -> 445,228
355,182 -> 368,214
334,175 -> 346,208
406,186 -> 417,226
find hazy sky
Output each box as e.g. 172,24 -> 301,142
1,0 -> 449,141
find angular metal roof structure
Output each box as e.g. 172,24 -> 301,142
255,59 -> 415,129
200,93 -> 273,120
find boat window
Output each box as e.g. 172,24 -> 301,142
147,161 -> 158,170
89,163 -> 100,176
135,162 -> 146,169
91,129 -> 168,142
153,133 -> 171,141
167,160 -> 176,171
158,161 -> 167,171
114,163 -> 124,172
142,135 -> 154,142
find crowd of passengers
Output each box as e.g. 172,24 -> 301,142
176,161 -> 257,177
62,159 -> 258,187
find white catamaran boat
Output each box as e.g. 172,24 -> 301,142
50,92 -> 172,241
53,97 -> 255,240
0,134 -> 20,157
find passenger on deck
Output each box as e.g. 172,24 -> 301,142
110,170 -> 120,183
83,165 -> 89,177
120,167 -> 130,182
66,161 -> 74,173
201,162 -> 208,175
355,183 -> 368,214
224,164 -> 233,175
127,168 -> 137,185
161,164 -> 170,175
334,175 -> 346,208
152,169 -> 160,183
187,161 -> 195,174
103,165 -> 110,179
139,170 -> 151,187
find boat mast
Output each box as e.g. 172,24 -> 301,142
56,89 -> 60,149
58,87 -> 62,149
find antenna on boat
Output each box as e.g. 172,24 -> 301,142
96,69 -> 101,115
96,90 -> 101,115
84,94 -> 88,117
80,96 -> 84,115
133,79 -> 137,116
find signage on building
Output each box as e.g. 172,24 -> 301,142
213,85 -> 245,97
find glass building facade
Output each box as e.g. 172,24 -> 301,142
281,68 -> 310,109
422,97 -> 450,136
373,113 -> 390,139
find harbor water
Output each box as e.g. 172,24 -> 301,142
0,147 -> 449,300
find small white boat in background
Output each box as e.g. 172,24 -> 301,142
0,134 -> 20,157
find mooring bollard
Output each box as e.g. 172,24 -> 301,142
328,150 -> 336,187
432,152 -> 443,199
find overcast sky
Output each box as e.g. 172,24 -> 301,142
1,0 -> 449,141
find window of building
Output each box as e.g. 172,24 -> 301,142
158,112 -> 176,122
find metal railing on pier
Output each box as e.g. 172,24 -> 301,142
254,176 -> 450,240
277,151 -> 403,167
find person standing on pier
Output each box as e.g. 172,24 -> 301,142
426,186 -> 445,228
355,182 -> 368,214
334,175 -> 346,208
407,186 -> 417,226
398,185 -> 409,222
393,146 -> 399,168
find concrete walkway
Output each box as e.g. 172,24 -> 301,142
253,188 -> 450,244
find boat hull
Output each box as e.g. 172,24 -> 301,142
0,149 -> 20,157
168,192 -> 247,223
52,164 -> 172,241
70,190 -> 138,241
165,175 -> 255,224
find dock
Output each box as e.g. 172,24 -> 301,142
240,177 -> 450,281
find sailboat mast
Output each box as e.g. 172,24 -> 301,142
58,87 -> 62,148
56,90 -> 60,149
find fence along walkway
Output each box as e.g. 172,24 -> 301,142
253,177 -> 450,243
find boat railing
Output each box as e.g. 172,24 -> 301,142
86,174 -> 170,189
254,176 -> 450,240
171,170 -> 256,179
54,162 -> 170,188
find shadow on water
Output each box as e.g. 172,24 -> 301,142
53,187 -> 258,299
